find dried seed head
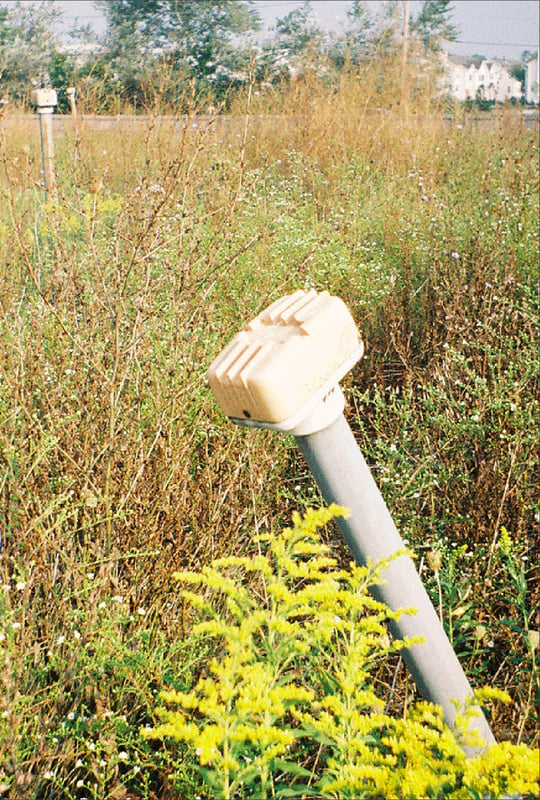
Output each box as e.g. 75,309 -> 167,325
427,550 -> 442,573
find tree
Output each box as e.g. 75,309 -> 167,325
411,0 -> 458,51
340,0 -> 375,64
0,6 -> 10,45
264,0 -> 324,77
521,49 -> 537,63
165,0 -> 260,93
0,0 -> 61,102
95,0 -> 260,101
364,0 -> 404,58
470,54 -> 486,68
347,0 -> 375,37
274,1 -> 321,56
324,1 -> 375,71
48,50 -> 77,111
509,62 -> 525,90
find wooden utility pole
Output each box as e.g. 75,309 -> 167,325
67,87 -> 77,117
402,0 -> 410,69
401,0 -> 410,115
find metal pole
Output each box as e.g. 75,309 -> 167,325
38,108 -> 57,202
32,89 -> 58,202
295,413 -> 496,755
207,289 -> 497,757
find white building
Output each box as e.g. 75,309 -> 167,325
525,57 -> 539,104
442,55 -> 522,103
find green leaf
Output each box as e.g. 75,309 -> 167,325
296,722 -> 335,748
495,619 -> 525,633
274,786 -> 316,798
272,758 -> 316,779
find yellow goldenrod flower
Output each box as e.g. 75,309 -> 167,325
146,507 -> 539,800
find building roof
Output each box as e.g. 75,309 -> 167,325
445,54 -> 521,69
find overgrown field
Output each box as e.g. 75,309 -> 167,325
0,72 -> 538,798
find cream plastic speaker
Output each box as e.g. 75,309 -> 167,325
207,289 -> 363,431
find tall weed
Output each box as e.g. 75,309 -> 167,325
0,68 -> 537,796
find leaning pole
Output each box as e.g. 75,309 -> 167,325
207,289 -> 495,757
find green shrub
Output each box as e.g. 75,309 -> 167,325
144,506 -> 539,799
0,564 -> 196,799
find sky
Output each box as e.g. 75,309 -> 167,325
9,0 -> 540,62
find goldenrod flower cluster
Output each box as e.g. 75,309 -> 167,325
31,193 -> 125,240
145,505 -> 539,799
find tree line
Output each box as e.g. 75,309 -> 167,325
0,0 -> 465,112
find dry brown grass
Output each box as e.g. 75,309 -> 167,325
0,66 -> 537,796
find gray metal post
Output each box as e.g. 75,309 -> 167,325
207,289 -> 497,757
31,89 -> 58,202
39,110 -> 56,201
295,414 -> 496,753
